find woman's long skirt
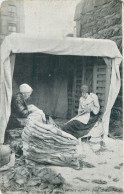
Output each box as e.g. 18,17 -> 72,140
61,113 -> 99,139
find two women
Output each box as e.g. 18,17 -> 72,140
8,83 -> 100,139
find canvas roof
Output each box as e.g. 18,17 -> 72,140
1,33 -> 122,59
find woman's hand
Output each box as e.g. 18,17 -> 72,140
28,104 -> 36,113
78,109 -> 84,114
42,113 -> 46,122
82,106 -> 91,113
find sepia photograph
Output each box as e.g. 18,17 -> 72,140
0,0 -> 123,193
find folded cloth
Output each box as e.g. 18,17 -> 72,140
28,104 -> 46,122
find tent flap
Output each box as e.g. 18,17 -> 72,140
102,57 -> 121,136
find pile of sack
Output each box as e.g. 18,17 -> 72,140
22,117 -> 80,169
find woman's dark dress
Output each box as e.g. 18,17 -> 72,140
61,112 -> 99,139
7,92 -> 29,129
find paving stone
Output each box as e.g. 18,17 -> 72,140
113,178 -> 119,182
94,0 -> 111,7
92,179 -> 107,184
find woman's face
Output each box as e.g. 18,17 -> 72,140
81,86 -> 89,98
23,91 -> 32,100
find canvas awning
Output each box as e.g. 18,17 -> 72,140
0,33 -> 122,143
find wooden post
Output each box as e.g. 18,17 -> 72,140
81,57 -> 86,85
93,60 -> 97,94
31,54 -> 35,87
71,59 -> 76,118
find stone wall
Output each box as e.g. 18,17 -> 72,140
74,0 -> 122,137
75,0 -> 122,49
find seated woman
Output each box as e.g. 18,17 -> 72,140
61,85 -> 100,138
7,83 -> 46,129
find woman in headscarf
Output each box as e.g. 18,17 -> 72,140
61,85 -> 100,138
7,83 -> 46,129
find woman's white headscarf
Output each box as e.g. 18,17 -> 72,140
19,83 -> 33,93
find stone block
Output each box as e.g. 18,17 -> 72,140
92,29 -> 97,34
82,21 -> 96,29
96,2 -> 121,18
97,25 -> 120,37
81,29 -> 89,35
99,8 -> 111,18
104,14 -> 121,28
80,12 -> 94,25
93,7 -> 102,19
98,0 -> 119,11
97,25 -> 121,39
111,35 -> 122,42
108,4 -> 122,15
98,28 -> 114,38
112,26 -> 122,36
92,34 -> 101,39
81,32 -> 93,38
94,0 -> 111,7
81,0 -> 94,14
96,19 -> 108,31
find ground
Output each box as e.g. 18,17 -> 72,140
1,122 -> 123,194
51,138 -> 123,193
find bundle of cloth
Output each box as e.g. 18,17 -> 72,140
22,108 -> 80,169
